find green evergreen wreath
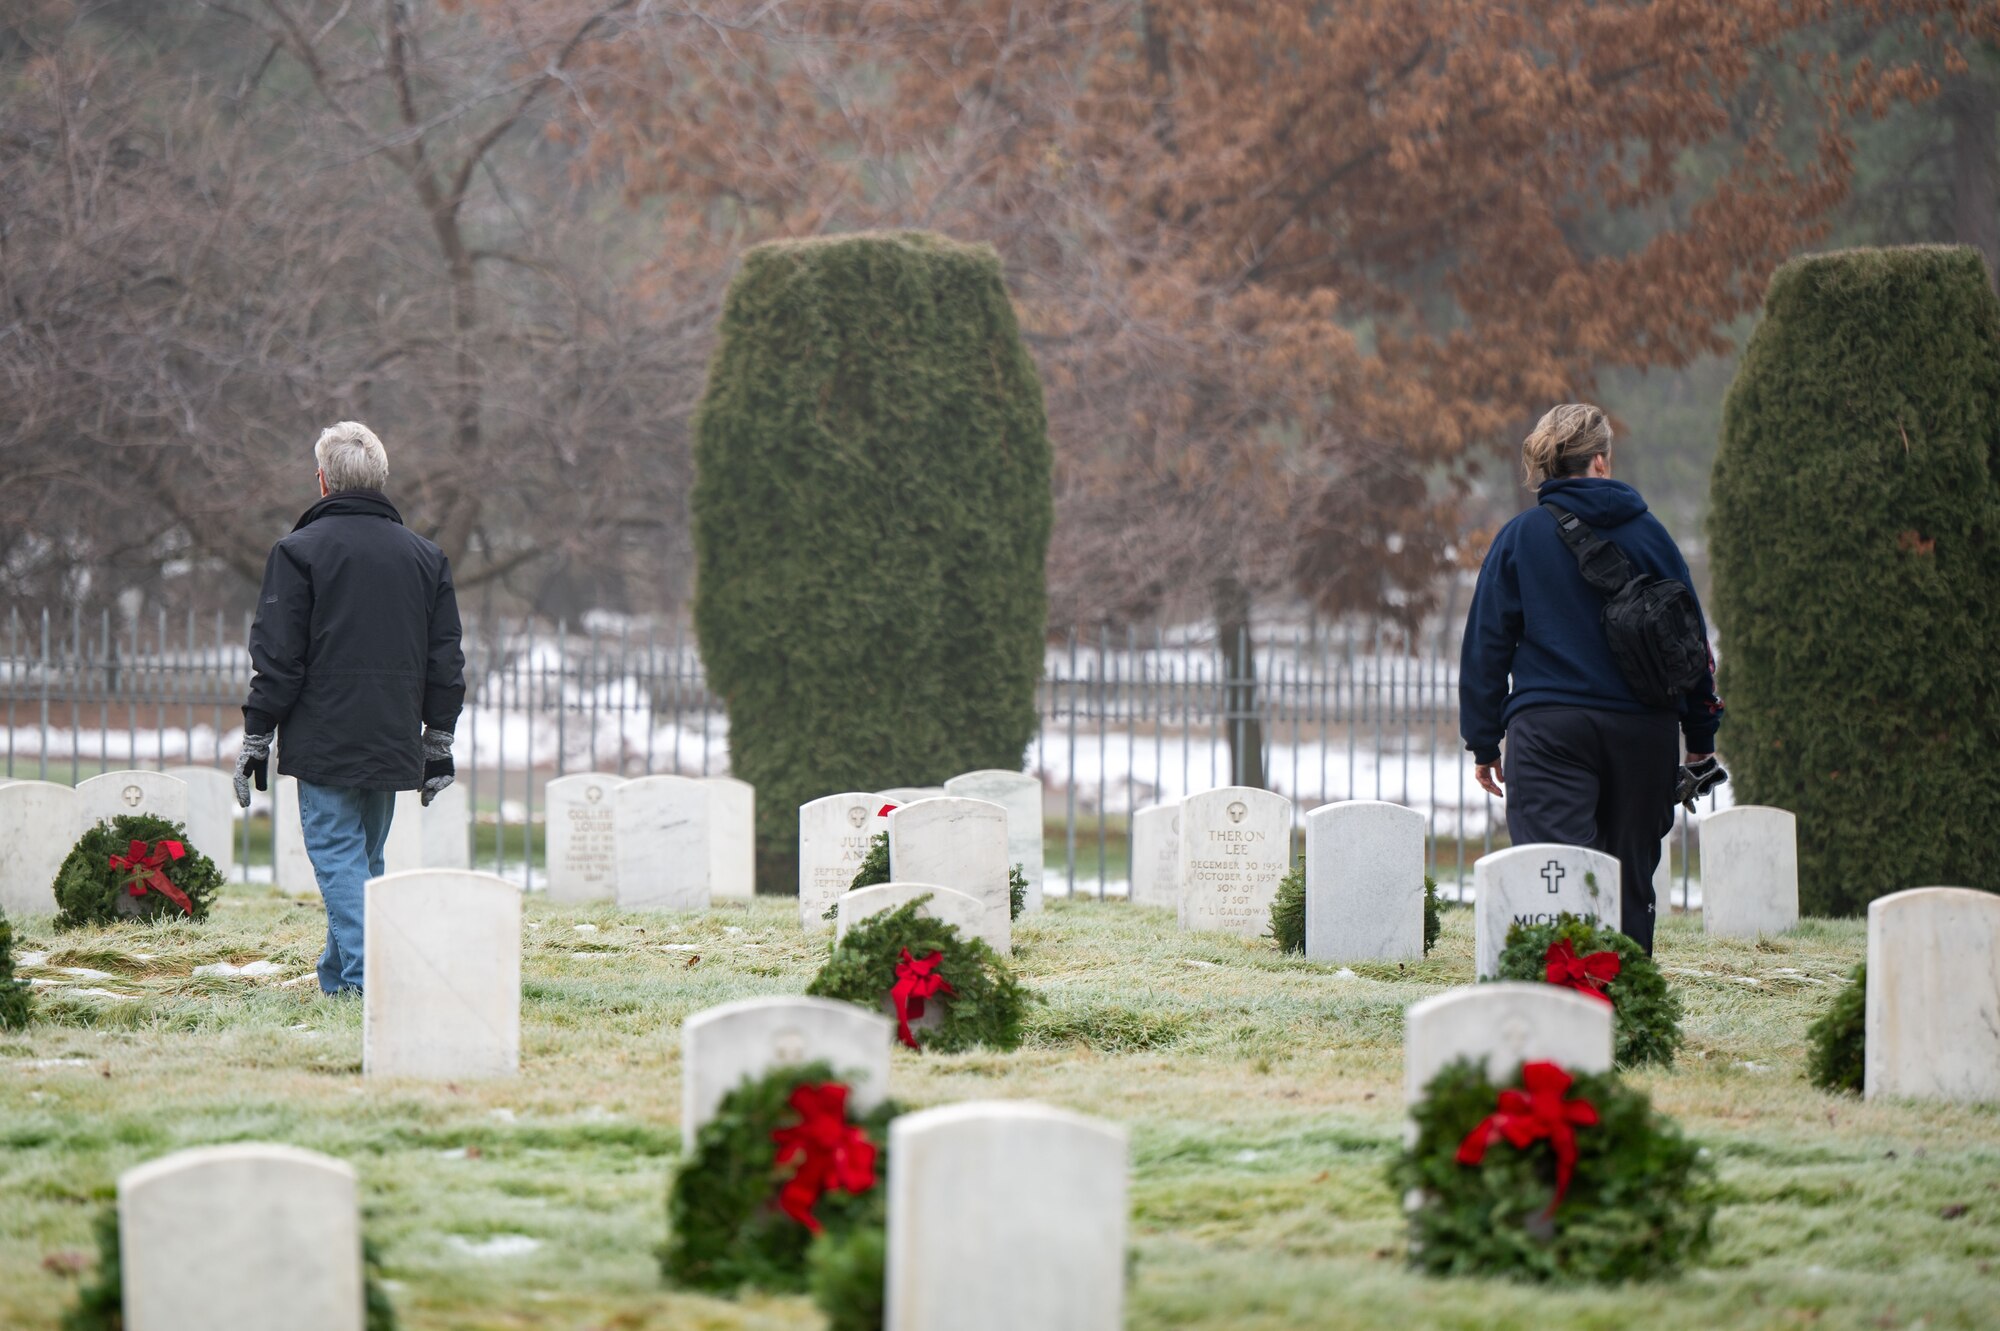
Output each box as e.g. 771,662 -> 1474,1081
807,898 -> 1026,1053
834,831 -> 1026,921
1806,962 -> 1866,1094
663,1061 -> 894,1294
1388,1057 -> 1715,1284
1269,863 -> 1441,958
1495,913 -> 1683,1067
53,816 -> 223,929
0,905 -> 32,1030
809,1222 -> 886,1331
63,1205 -> 399,1330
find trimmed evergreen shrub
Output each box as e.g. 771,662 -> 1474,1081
54,816 -> 224,928
1495,913 -> 1683,1068
693,232 -> 1054,889
1711,246 -> 2000,915
1806,962 -> 1866,1095
0,905 -> 32,1030
808,1223 -> 886,1331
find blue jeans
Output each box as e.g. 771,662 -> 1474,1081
297,782 -> 396,994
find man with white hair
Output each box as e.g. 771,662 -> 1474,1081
234,422 -> 465,996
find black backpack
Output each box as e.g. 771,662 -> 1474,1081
1540,502 -> 1709,708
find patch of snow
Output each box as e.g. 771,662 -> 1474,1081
1179,959 -> 1221,970
662,943 -> 700,952
193,960 -> 285,978
1734,1061 -> 1771,1073
58,967 -> 113,980
1733,977 -> 1762,986
1233,1149 -> 1262,1163
724,926 -> 744,935
448,1234 -> 540,1260
1662,967 -> 1712,977
69,988 -> 130,1001
280,974 -> 319,988
16,952 -> 48,968
17,1057 -> 93,1069
1332,968 -> 1358,980
572,924 -> 598,934
490,1108 -> 517,1123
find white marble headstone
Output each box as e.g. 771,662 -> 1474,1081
887,1102 -> 1128,1331
162,767 -> 238,880
419,783 -> 472,871
1304,800 -> 1427,962
381,791 -> 425,876
1178,786 -> 1293,936
1866,887 -> 2000,1103
1128,803 -> 1181,910
1403,982 -> 1616,1107
546,773 -> 626,902
878,786 -> 947,806
705,775 -> 756,899
943,770 -> 1044,912
1472,843 -> 1621,979
363,870 -> 522,1081
1653,829 -> 1675,918
612,775 -> 711,911
837,883 -> 996,953
272,776 -> 317,894
119,1143 -> 362,1331
798,792 -> 891,930
1699,806 -> 1798,939
680,996 -> 893,1152
887,798 -> 1011,949
76,770 -> 188,830
0,780 -> 78,917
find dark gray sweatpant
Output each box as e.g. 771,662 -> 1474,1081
1503,706 -> 1678,954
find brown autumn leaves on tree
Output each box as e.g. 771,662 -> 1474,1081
3,0 -> 1996,632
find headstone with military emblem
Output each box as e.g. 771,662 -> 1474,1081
1177,786 -> 1292,936
76,769 -> 189,831
546,773 -> 627,902
798,792 -> 892,930
1402,982 -> 1615,1108
679,995 -> 894,1151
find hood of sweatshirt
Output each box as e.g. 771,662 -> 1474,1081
1535,476 -> 1649,528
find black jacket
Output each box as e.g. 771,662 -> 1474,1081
243,490 -> 465,789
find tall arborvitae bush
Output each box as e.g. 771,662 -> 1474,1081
693,232 -> 1053,888
1710,247 -> 2000,915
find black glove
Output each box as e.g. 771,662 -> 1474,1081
420,727 -> 455,807
1673,755 -> 1727,814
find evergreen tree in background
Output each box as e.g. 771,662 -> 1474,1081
693,233 -> 1052,887
1710,246 -> 2000,915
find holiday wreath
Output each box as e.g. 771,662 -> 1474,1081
1494,913 -> 1682,1067
0,904 -> 32,1030
835,828 -> 1027,921
663,1060 -> 894,1294
53,815 -> 224,929
806,898 -> 1025,1053
1806,962 -> 1866,1094
1388,1057 -> 1715,1283
1268,863 -> 1441,958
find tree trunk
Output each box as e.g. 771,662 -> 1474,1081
1944,70 -> 2000,289
1214,574 -> 1266,789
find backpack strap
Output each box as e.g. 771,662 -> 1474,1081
1540,502 -> 1633,597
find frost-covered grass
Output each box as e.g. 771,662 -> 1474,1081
2,889 -> 1995,1330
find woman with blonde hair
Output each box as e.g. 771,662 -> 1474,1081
1458,405 -> 1723,955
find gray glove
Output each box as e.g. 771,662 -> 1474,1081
420,727 -> 455,807
234,731 -> 273,809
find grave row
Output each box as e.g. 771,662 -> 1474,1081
530,772 -> 755,906
109,898 -> 2000,1331
0,769 -> 471,915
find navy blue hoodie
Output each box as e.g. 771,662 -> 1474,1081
1458,477 -> 1722,764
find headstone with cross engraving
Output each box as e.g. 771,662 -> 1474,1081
546,773 -> 627,902
679,996 -> 894,1152
1178,786 -> 1293,936
76,770 -> 189,832
798,792 -> 892,929
1472,843 -> 1621,979
1128,803 -> 1182,910
1403,982 -> 1616,1111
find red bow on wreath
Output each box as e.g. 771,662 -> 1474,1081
770,1082 -> 878,1233
1543,938 -> 1620,1004
1455,1060 -> 1600,1213
108,839 -> 191,915
876,803 -> 898,818
889,948 -> 955,1050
